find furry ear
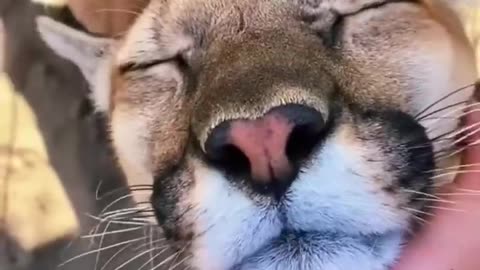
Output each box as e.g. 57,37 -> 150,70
36,16 -> 114,112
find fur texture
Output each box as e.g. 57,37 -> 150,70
36,0 -> 477,269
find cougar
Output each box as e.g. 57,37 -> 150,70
35,0 -> 477,269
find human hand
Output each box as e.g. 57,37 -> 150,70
67,0 -> 148,36
394,92 -> 480,270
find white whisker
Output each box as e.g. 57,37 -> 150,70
113,247 -> 158,270
436,139 -> 480,161
87,214 -> 149,226
81,226 -> 143,239
414,197 -> 456,205
431,169 -> 480,180
95,8 -> 142,16
402,188 -> 442,200
402,207 -> 434,217
168,255 -> 192,270
138,246 -> 171,270
102,206 -> 151,219
456,188 -> 480,193
99,192 -> 151,217
424,104 -> 480,130
424,205 -> 467,213
134,238 -> 167,251
100,241 -> 138,270
428,163 -> 480,173
95,219 -> 115,270
58,236 -> 148,267
151,247 -> 188,270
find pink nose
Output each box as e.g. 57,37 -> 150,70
229,114 -> 294,183
205,104 -> 325,198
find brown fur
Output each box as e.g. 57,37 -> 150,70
35,1 -> 479,269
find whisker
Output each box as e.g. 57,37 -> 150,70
81,226 -> 144,239
456,188 -> 480,193
148,226 -> 155,270
418,100 -> 469,122
436,191 -> 480,197
424,205 -> 467,213
405,119 -> 480,157
112,247 -> 158,270
402,188 -> 443,200
129,217 -> 156,223
95,218 -> 115,270
413,197 -> 456,205
429,113 -> 480,142
95,8 -> 142,16
134,237 -> 167,251
449,125 -> 480,146
402,207 -> 435,217
99,191 -> 152,218
101,206 -> 151,219
433,140 -> 480,161
58,236 -> 148,267
151,247 -> 188,270
414,82 -> 476,119
100,241 -> 138,270
410,214 -> 430,226
421,101 -> 480,129
168,255 -> 192,270
96,185 -> 152,201
95,180 -> 105,200
138,246 -> 171,270
87,214 -> 150,227
99,193 -> 137,215
431,169 -> 480,180
427,163 -> 480,173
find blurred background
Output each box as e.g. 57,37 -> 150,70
0,1 -> 480,270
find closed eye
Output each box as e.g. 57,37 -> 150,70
321,0 -> 420,47
119,54 -> 188,74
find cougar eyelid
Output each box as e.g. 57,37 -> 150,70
118,54 -> 189,74
313,0 -> 420,47
118,58 -> 173,74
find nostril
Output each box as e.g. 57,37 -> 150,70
204,121 -> 231,161
286,119 -> 325,164
203,104 -> 326,198
271,104 -> 325,164
204,122 -> 251,176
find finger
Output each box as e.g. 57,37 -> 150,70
455,82 -> 480,189
393,86 -> 480,270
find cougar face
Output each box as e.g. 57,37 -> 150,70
37,0 -> 477,269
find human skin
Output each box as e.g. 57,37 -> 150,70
67,2 -> 480,269
67,0 -> 148,36
393,98 -> 480,270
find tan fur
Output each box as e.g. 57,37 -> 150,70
36,1 -> 479,269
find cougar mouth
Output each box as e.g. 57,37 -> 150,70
231,229 -> 403,270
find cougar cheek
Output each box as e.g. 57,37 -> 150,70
110,108 -> 155,204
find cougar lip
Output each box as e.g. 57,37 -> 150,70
230,229 -> 403,270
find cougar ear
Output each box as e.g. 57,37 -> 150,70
36,16 -> 114,112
